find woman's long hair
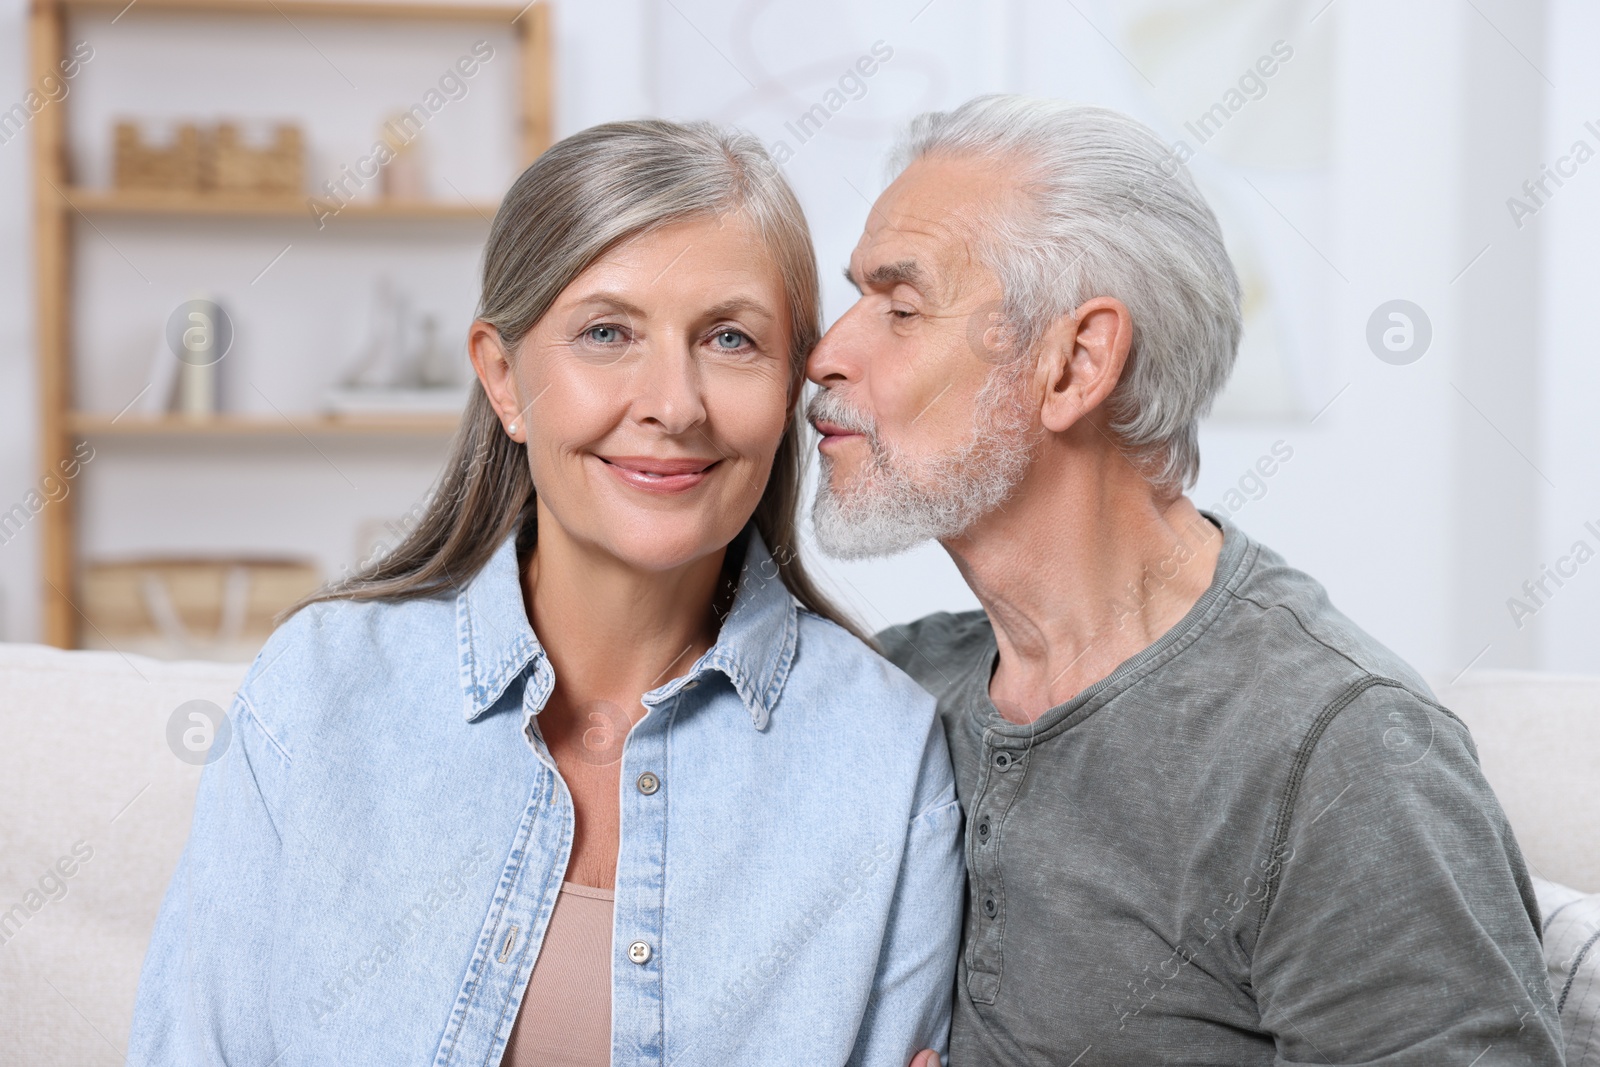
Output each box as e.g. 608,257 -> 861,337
288,119 -> 866,641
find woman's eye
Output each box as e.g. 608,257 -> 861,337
711,329 -> 752,351
584,324 -> 625,344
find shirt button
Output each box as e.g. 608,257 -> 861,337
977,817 -> 991,840
636,771 -> 660,795
628,940 -> 653,965
982,894 -> 998,918
994,751 -> 1014,770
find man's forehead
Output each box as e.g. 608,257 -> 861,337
850,155 -> 1009,288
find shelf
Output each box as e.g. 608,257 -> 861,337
53,0 -> 533,23
60,187 -> 498,223
30,0 -> 550,647
68,412 -> 462,437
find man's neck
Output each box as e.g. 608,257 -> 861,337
942,455 -> 1224,724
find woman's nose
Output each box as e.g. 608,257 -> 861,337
632,341 -> 707,436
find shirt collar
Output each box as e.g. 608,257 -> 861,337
456,524 -> 799,730
456,531 -> 541,723
691,526 -> 799,730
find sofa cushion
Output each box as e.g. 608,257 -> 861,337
0,643 -> 247,1067
1535,877 -> 1600,1065
1432,670 -> 1600,892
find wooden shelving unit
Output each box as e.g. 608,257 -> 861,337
61,187 -> 501,222
30,0 -> 552,647
67,412 -> 464,437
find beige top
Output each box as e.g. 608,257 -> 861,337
504,881 -> 614,1067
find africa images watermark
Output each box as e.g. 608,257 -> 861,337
1210,440 -> 1295,519
307,40 -> 496,229
166,699 -> 233,765
1367,300 -> 1433,365
0,39 -> 93,148
1111,840 -> 1296,1029
1104,514 -> 1215,634
309,839 -> 493,1025
1505,118 -> 1600,230
0,840 -> 95,949
708,838 -> 894,1024
1505,515 -> 1600,630
0,441 -> 95,549
1159,39 -> 1295,173
760,40 -> 895,171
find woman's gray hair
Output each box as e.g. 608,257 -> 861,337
290,119 -> 867,642
887,95 -> 1243,494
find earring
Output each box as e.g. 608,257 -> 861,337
507,421 -> 518,435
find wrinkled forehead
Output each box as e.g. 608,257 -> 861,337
851,154 -> 1021,298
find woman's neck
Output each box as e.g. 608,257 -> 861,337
520,502 -> 725,704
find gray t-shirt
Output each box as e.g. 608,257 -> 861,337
880,514 -> 1563,1066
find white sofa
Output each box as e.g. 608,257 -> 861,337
1,643 -> 1596,1066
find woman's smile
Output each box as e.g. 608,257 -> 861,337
593,453 -> 722,494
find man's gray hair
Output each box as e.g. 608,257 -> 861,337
887,95 -> 1243,494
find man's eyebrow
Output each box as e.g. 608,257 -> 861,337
842,265 -> 862,294
861,259 -> 926,290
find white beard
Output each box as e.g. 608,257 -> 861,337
809,359 -> 1039,560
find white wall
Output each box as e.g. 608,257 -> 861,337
1,0 -> 1595,676
1535,0 -> 1600,673
0,0 -> 39,642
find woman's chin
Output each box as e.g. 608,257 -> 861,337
599,521 -> 742,575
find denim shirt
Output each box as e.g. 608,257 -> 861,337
126,528 -> 964,1067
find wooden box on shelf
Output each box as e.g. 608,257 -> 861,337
212,122 -> 304,194
113,120 -> 205,190
80,556 -> 322,662
114,119 -> 305,195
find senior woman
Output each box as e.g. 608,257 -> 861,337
126,120 -> 963,1067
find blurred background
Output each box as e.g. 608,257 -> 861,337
0,0 -> 1593,680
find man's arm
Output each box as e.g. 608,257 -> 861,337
1252,683 -> 1563,1064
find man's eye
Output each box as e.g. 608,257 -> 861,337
584,324 -> 625,344
712,329 -> 752,350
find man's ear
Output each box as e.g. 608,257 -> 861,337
468,320 -> 523,431
1034,296 -> 1133,434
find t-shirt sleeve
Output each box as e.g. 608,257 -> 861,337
876,611 -> 988,702
1250,682 -> 1564,1066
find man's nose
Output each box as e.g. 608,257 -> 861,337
806,301 -> 868,388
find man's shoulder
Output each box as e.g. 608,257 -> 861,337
876,609 -> 993,703
1221,529 -> 1436,705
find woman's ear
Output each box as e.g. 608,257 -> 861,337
1035,296 -> 1133,434
468,320 -> 523,436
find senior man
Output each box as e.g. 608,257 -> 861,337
807,95 -> 1563,1065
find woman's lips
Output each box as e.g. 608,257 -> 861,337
597,454 -> 720,494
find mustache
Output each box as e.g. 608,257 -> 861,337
806,387 -> 877,438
